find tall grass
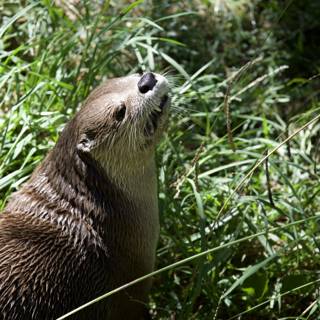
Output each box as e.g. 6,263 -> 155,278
1,1 -> 320,319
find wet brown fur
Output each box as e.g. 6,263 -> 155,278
0,74 -> 169,319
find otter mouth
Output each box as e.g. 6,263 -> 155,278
144,95 -> 169,136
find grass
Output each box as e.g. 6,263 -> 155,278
1,0 -> 320,319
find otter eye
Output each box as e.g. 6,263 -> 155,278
115,103 -> 126,122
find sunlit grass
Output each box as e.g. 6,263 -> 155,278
1,1 -> 320,319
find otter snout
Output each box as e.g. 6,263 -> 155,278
138,72 -> 158,93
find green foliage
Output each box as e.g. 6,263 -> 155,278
1,0 -> 320,319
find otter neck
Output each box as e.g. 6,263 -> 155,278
34,131 -> 158,232
93,149 -> 158,200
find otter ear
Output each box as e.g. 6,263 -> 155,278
77,133 -> 95,153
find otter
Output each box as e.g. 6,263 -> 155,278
0,72 -> 170,320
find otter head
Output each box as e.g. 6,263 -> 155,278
74,73 -> 170,175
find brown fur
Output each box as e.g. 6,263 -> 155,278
0,74 -> 170,319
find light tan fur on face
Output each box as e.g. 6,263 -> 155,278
79,73 -> 170,194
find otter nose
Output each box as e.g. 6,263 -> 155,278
138,72 -> 157,94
